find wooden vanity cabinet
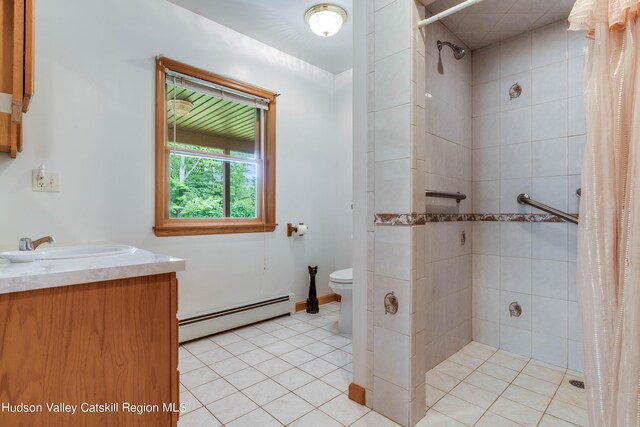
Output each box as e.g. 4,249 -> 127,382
0,273 -> 179,427
0,0 -> 34,157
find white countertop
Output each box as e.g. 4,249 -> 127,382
0,248 -> 185,295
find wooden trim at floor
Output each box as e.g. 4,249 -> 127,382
295,293 -> 341,312
348,383 -> 366,405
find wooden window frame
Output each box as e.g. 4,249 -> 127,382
154,57 -> 277,236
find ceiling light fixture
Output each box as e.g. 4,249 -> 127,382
304,4 -> 347,37
167,99 -> 194,117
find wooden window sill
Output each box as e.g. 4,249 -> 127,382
153,223 -> 277,237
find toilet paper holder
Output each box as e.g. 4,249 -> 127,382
287,223 -> 308,237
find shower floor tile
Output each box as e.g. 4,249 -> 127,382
178,302 -> 400,426
421,342 -> 589,427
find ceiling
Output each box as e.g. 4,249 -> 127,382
426,0 -> 575,50
167,0 -> 353,75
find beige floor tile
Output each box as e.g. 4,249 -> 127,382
475,412 -> 521,427
179,390 -> 202,414
522,360 -> 566,384
208,356 -> 250,376
262,340 -> 298,356
224,339 -> 259,356
476,361 -> 519,383
513,373 -> 560,397
209,331 -> 243,346
319,394 -> 370,425
289,409 -> 344,427
460,342 -> 498,361
272,367 -> 316,390
177,407 -> 221,427
179,346 -> 192,360
242,378 -> 289,406
554,383 -> 587,410
489,396 -> 543,427
197,347 -> 233,365
263,392 -> 315,425
299,358 -> 340,378
352,410 -> 402,426
546,399 -> 589,426
488,350 -> 529,371
432,394 -> 485,426
321,349 -> 352,367
416,409 -> 466,426
538,414 -> 578,427
234,326 -> 263,339
182,338 -> 219,355
189,378 -> 237,405
294,379 -> 342,407
247,333 -> 280,347
303,341 -> 336,357
226,408 -> 282,427
323,334 -> 352,348
464,371 -> 509,395
180,366 -> 220,389
224,367 -> 268,390
270,327 -> 300,340
253,356 -> 294,377
434,360 -> 474,380
449,381 -> 499,410
237,348 -> 275,365
502,384 -> 552,412
426,369 -> 460,393
178,356 -> 205,374
285,334 -> 317,348
447,351 -> 485,370
206,392 -> 258,424
321,368 -> 352,392
279,348 -> 317,366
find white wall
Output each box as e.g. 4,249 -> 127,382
0,0 -> 352,318
333,69 -> 354,271
471,21 -> 586,371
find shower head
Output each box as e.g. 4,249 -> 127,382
437,40 -> 466,60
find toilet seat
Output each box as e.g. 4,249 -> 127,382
329,268 -> 352,284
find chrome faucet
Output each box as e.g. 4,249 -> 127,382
19,235 -> 55,251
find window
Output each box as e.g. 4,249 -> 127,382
154,57 -> 277,236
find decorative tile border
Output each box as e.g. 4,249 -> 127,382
374,213 -> 573,225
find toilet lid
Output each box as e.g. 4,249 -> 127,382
329,268 -> 352,284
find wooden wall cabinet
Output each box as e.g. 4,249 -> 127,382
0,0 -> 34,158
0,273 -> 179,427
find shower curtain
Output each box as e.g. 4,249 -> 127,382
568,1 -> 640,426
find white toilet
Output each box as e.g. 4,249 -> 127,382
328,268 -> 352,334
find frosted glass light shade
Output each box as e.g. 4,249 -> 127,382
304,4 -> 347,37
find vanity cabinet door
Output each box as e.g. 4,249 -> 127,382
0,273 -> 178,427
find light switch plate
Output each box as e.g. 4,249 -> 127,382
32,170 -> 60,192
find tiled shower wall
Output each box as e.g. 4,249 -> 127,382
421,19 -> 473,371
470,21 -> 586,371
366,0 -> 427,425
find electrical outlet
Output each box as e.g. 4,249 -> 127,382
32,170 -> 60,192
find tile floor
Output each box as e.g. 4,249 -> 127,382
178,303 -> 588,427
421,341 -> 588,427
178,302 -> 397,427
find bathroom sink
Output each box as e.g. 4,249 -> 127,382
37,244 -> 136,260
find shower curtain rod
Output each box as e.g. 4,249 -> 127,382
417,0 -> 485,28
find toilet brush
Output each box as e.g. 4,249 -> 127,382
306,266 -> 319,314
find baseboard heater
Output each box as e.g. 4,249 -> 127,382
179,293 -> 295,343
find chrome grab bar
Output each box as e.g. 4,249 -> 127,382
517,193 -> 578,224
425,190 -> 467,203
